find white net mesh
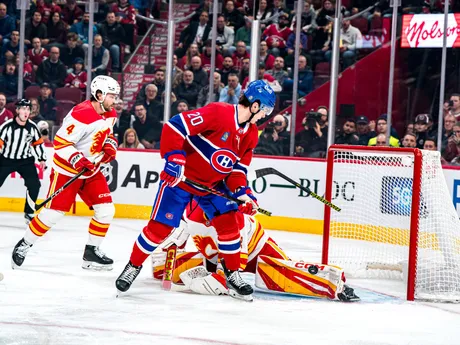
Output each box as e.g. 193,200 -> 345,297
326,147 -> 460,301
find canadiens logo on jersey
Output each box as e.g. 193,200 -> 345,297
90,128 -> 110,155
210,149 -> 238,174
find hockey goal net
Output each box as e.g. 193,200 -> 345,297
321,145 -> 460,301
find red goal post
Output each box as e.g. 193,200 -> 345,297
321,145 -> 460,302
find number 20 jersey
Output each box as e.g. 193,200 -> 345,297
161,103 -> 259,193
52,100 -> 117,178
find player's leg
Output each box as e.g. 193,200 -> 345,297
77,171 -> 115,270
116,181 -> 191,293
15,158 -> 41,222
12,170 -> 79,268
199,192 -> 254,300
244,237 -> 290,274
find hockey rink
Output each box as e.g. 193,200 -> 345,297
1,212 -> 459,345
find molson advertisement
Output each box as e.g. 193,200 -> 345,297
401,13 -> 460,48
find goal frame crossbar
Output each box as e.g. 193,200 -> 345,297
321,145 -> 423,301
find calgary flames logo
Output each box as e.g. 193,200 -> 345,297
192,235 -> 218,260
90,128 -> 110,155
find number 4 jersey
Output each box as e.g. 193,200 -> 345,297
161,103 -> 259,194
52,100 -> 117,178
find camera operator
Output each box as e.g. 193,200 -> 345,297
335,118 -> 359,145
255,114 -> 290,156
295,110 -> 327,158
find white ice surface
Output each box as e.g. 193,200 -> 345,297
0,212 -> 459,345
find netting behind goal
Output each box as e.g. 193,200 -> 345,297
322,146 -> 460,301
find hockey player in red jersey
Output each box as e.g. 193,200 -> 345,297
12,75 -> 120,271
116,80 -> 276,300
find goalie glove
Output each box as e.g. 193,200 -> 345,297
234,186 -> 258,216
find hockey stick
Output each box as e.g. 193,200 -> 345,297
162,244 -> 178,291
183,177 -> 272,216
26,153 -> 104,212
251,168 -> 341,212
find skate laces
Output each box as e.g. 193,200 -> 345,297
16,240 -> 32,258
94,247 -> 107,259
121,264 -> 140,283
229,270 -> 246,287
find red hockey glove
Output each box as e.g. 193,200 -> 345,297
100,134 -> 118,164
234,186 -> 258,216
69,152 -> 95,172
160,150 -> 186,187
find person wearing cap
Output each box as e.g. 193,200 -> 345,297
262,12 -> 292,57
38,83 -> 57,123
36,46 -> 67,89
64,57 -> 87,90
414,113 -> 431,149
355,115 -> 374,146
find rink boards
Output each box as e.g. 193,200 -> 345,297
2,148 -> 460,235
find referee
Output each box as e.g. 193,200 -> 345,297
0,99 -> 47,223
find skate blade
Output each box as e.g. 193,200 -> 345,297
228,289 -> 254,302
82,261 -> 113,271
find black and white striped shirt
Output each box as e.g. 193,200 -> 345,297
0,118 -> 47,161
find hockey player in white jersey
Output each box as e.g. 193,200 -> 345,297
12,76 -> 120,271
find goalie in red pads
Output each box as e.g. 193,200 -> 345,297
152,201 -> 360,302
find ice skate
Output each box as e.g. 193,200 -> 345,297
82,245 -> 113,271
116,261 -> 143,295
221,260 -> 253,302
337,285 -> 360,302
12,238 -> 33,269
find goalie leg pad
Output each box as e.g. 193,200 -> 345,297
255,256 -> 345,300
180,267 -> 228,296
152,251 -> 205,283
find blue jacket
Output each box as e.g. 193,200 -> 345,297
286,32 -> 308,51
0,15 -> 15,39
70,22 -> 98,44
219,84 -> 242,104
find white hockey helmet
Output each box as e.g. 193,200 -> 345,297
90,75 -> 120,102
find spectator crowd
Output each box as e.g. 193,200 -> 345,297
1,0 -> 459,164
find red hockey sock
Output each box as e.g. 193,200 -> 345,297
212,212 -> 241,271
130,220 -> 173,267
